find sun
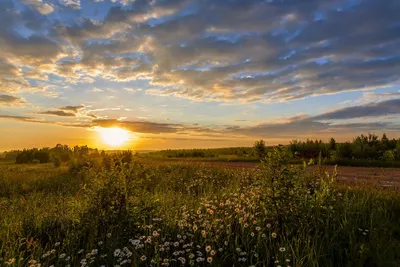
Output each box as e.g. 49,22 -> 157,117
99,127 -> 130,147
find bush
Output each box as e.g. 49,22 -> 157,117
53,156 -> 62,167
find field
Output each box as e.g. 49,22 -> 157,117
1,149 -> 400,266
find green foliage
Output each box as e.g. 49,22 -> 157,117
290,133 -> 400,165
254,139 -> 267,158
145,147 -> 259,160
53,156 -> 62,168
1,149 -> 400,266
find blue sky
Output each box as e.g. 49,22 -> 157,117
0,0 -> 400,150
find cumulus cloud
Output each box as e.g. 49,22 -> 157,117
0,0 -> 399,103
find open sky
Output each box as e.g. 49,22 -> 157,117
1,0 -> 400,150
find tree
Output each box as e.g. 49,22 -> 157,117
381,133 -> 389,150
328,138 -> 336,151
254,140 -> 267,158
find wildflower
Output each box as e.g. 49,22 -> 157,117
177,234 -> 182,239
250,232 -> 255,237
91,249 -> 98,255
107,233 -> 112,238
114,249 -> 121,257
153,231 -> 159,237
286,259 -> 291,262
279,247 -> 286,252
78,249 -> 84,254
244,223 -> 249,228
65,256 -> 71,261
254,253 -> 258,258
205,245 -> 212,252
256,226 -> 261,231
266,223 -> 271,228
174,242 -> 179,247
224,241 -> 228,246
98,241 -> 103,245
6,258 -> 16,265
207,257 -> 213,263
54,242 -> 60,247
50,249 -> 56,254
210,250 -> 216,256
201,230 -> 207,237
140,255 -> 147,261
59,253 -> 66,259
272,232 -> 277,238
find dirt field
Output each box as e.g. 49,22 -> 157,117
177,161 -> 400,190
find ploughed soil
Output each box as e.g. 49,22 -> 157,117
171,160 -> 400,190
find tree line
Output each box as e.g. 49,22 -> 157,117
1,144 -> 104,165
287,133 -> 400,161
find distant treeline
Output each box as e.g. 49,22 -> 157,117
1,144 -> 104,165
289,133 -> 400,161
145,147 -> 263,159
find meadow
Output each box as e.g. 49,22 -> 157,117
1,148 -> 400,267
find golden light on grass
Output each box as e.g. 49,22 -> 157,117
98,127 -> 130,147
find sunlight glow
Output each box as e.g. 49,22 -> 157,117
99,127 -> 130,147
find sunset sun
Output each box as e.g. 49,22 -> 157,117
99,127 -> 130,147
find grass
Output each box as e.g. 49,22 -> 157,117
0,149 -> 399,266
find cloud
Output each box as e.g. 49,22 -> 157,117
93,119 -> 182,134
59,105 -> 85,113
37,110 -> 76,117
21,0 -> 54,14
0,115 -> 40,122
313,99 -> 400,121
0,0 -> 398,103
2,97 -> 400,140
0,94 -> 26,106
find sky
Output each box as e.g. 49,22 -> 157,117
1,0 -> 400,150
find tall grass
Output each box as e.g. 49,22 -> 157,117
0,149 -> 399,266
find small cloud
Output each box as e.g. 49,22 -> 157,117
37,110 -> 76,117
59,105 -> 85,113
92,87 -> 104,92
21,0 -> 54,14
0,94 -> 27,106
